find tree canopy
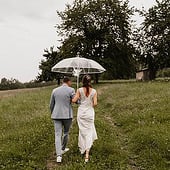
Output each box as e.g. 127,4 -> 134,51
37,47 -> 63,82
135,0 -> 170,79
38,0 -> 170,82
55,0 -> 136,79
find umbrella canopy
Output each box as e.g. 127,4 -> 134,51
52,57 -> 106,88
52,57 -> 105,75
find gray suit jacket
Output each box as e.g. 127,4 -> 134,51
50,84 -> 75,119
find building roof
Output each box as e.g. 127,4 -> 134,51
136,68 -> 149,73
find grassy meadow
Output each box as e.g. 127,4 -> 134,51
0,81 -> 170,170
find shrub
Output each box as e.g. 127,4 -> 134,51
156,68 -> 170,78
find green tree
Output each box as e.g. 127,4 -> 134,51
1,78 -> 8,85
135,0 -> 170,79
57,0 -> 136,79
37,47 -> 63,83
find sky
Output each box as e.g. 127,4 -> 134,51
0,0 -> 155,82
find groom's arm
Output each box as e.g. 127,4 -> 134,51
50,91 -> 55,113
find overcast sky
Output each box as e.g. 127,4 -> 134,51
0,0 -> 155,82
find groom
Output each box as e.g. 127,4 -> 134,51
50,77 -> 75,163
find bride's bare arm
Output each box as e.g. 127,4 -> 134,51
72,89 -> 80,103
93,92 -> 97,106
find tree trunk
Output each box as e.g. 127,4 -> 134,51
147,55 -> 157,80
57,78 -> 61,85
94,74 -> 99,84
149,69 -> 156,80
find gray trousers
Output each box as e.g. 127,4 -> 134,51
53,119 -> 72,156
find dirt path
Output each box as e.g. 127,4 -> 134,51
100,92 -> 140,170
103,113 -> 140,170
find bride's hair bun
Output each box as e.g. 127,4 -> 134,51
82,75 -> 91,84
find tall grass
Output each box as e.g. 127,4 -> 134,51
98,82 -> 170,170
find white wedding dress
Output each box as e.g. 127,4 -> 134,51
77,87 -> 98,154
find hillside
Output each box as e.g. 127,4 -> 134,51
0,82 -> 170,170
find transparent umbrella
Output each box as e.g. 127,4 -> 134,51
52,56 -> 106,88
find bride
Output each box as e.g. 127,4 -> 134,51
72,75 -> 98,163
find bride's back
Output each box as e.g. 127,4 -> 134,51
79,87 -> 96,108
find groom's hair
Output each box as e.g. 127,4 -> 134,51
63,77 -> 71,83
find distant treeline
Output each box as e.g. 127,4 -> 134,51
0,78 -> 56,91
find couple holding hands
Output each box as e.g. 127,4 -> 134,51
50,75 -> 98,163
